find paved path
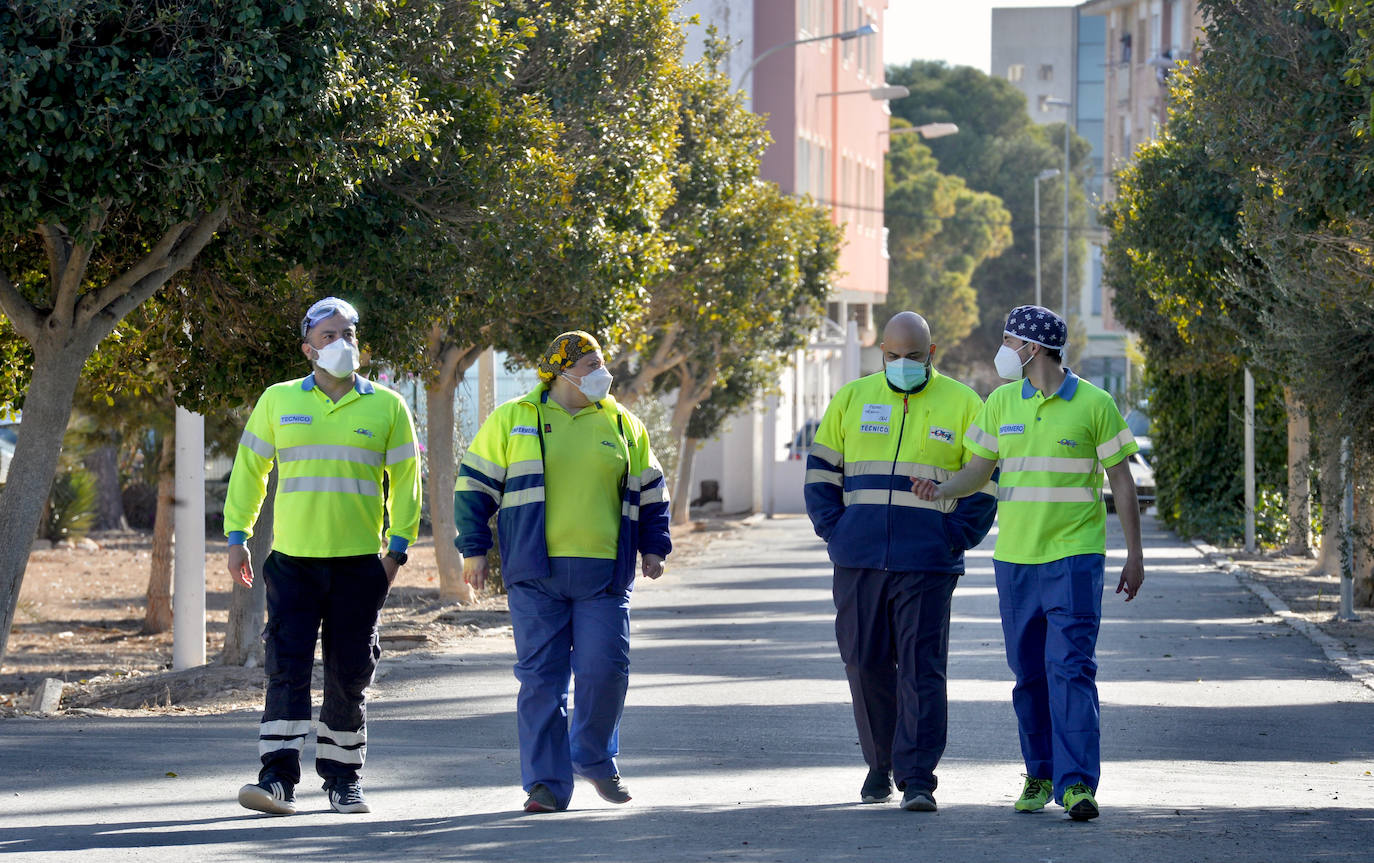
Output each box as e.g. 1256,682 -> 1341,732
3,513 -> 1372,861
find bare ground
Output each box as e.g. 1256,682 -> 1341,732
0,516 -> 744,718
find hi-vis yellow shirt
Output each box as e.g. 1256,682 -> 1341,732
223,374 -> 421,558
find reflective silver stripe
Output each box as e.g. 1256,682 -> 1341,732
642,466 -> 665,486
805,468 -> 843,487
966,425 -> 998,453
640,486 -> 667,504
1000,456 -> 1099,475
507,460 -> 544,480
280,476 -> 379,496
844,460 -> 953,482
461,451 -> 507,482
1097,427 -> 1136,460
810,442 -> 842,466
239,430 -> 274,460
457,475 -> 501,503
318,723 -> 366,747
627,474 -> 642,492
842,488 -> 954,513
278,444 -> 383,467
997,485 -> 1098,503
259,736 -> 307,757
386,441 -> 417,465
622,502 -> 640,519
501,487 -> 546,508
259,719 -> 311,737
316,742 -> 365,766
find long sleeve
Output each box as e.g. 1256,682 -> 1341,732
454,408 -> 509,558
633,419 -> 672,559
223,390 -> 277,539
804,390 -> 848,542
383,396 -> 422,550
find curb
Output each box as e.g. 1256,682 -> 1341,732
1190,539 -> 1374,694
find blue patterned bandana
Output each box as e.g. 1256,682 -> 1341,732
1004,305 -> 1067,349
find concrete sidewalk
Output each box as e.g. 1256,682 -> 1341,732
2,513 -> 1373,861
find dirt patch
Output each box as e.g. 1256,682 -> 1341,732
2,514 -> 741,717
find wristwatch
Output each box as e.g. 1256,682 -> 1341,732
385,549 -> 408,566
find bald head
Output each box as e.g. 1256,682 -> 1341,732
881,311 -> 933,361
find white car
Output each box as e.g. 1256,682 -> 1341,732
1104,436 -> 1155,513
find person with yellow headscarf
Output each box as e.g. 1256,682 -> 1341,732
455,331 -> 672,813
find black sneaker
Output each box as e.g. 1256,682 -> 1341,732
324,779 -> 370,814
901,787 -> 937,812
589,774 -> 632,804
860,768 -> 893,803
238,778 -> 296,815
524,783 -> 558,813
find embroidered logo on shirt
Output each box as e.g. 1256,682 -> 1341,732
280,415 -> 312,425
861,403 -> 893,423
1058,438 -> 1078,448
929,426 -> 954,443
511,425 -> 538,436
860,423 -> 889,434
601,440 -> 617,448
354,428 -> 374,438
1000,424 -> 1026,435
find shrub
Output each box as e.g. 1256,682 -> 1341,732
43,469 -> 97,543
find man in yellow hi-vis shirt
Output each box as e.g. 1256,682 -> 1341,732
913,304 -> 1143,822
223,297 -> 421,816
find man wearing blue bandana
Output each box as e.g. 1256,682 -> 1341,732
912,304 -> 1144,821
805,311 -> 997,812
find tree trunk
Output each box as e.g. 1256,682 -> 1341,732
86,443 -> 128,531
222,467 -> 273,666
144,429 -> 176,633
671,437 -> 700,526
1311,415 -> 1342,577
427,337 -> 482,603
0,347 -> 87,665
1283,388 -> 1312,556
1354,452 -> 1374,608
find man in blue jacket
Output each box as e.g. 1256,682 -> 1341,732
805,311 -> 997,811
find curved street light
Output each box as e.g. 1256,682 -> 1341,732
882,122 -> 960,140
736,22 -> 879,92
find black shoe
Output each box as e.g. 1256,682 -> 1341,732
589,774 -> 632,804
238,777 -> 296,815
860,768 -> 893,803
524,783 -> 559,813
901,787 -> 937,812
324,778 -> 370,814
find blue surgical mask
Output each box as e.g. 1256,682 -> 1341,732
885,357 -> 929,391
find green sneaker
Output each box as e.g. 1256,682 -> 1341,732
1062,782 -> 1099,821
1014,775 -> 1053,812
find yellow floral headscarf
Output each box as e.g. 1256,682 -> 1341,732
536,331 -> 602,383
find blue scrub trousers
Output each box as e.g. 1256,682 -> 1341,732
833,566 -> 958,794
994,554 -> 1104,802
507,557 -> 631,808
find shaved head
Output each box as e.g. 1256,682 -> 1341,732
881,311 -> 932,359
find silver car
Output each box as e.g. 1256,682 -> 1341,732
1104,436 -> 1155,513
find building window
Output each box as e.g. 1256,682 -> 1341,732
1119,32 -> 1132,64
1008,63 -> 1025,82
1039,64 -> 1054,82
796,137 -> 812,197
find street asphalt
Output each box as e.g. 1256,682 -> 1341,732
2,512 -> 1372,862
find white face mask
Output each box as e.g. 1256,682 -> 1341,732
313,339 -> 360,378
564,366 -> 613,402
994,342 -> 1033,380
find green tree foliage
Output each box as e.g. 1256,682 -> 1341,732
882,124 -> 1012,348
886,61 -> 1091,379
0,0 -> 446,664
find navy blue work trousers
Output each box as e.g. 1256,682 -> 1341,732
832,565 -> 958,794
506,557 -> 631,809
258,551 -> 390,786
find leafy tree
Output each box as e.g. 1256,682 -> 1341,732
0,0 -> 445,665
885,61 -> 1090,383
882,123 -> 1013,347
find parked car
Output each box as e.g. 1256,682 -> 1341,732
783,418 -> 821,460
0,421 -> 17,485
1104,436 -> 1155,513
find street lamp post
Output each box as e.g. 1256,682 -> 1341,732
881,122 -> 959,140
1046,97 -> 1072,319
735,23 -> 878,92
1034,168 -> 1061,308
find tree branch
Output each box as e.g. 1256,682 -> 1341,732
0,269 -> 43,342
37,224 -> 69,308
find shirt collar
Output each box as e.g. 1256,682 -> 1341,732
302,373 -> 374,395
1021,367 -> 1080,401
